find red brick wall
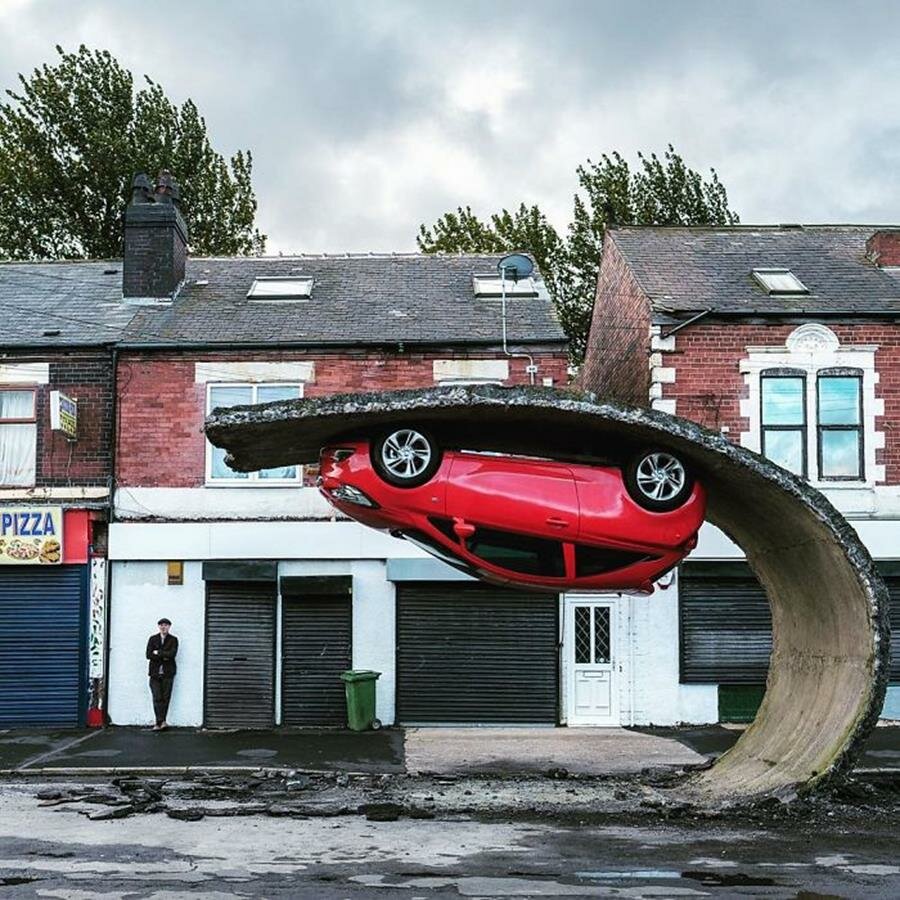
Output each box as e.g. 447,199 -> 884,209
117,348 -> 570,487
0,351 -> 115,489
579,234 -> 652,404
659,322 -> 900,483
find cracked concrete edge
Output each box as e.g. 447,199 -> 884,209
206,385 -> 891,800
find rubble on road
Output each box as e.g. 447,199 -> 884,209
13,767 -> 900,829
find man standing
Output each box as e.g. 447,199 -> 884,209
146,618 -> 178,731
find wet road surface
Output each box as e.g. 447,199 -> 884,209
0,775 -> 897,898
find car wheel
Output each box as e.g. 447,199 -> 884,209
371,427 -> 442,488
625,449 -> 694,512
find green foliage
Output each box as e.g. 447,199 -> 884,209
0,45 -> 265,260
417,145 -> 739,363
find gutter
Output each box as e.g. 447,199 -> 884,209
115,338 -> 568,351
660,308 -> 712,339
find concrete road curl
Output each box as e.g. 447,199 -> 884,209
206,385 -> 890,801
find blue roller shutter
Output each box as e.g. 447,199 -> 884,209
0,566 -> 86,727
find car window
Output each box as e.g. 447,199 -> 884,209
575,545 -> 655,578
402,530 -> 478,577
465,527 -> 566,577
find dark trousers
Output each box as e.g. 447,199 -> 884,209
149,676 -> 175,725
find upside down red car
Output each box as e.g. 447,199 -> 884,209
318,426 -> 706,593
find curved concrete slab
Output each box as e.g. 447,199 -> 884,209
206,385 -> 891,800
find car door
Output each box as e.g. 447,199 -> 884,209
446,453 -> 579,540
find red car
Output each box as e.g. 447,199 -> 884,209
318,427 -> 706,593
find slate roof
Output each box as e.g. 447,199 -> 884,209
123,254 -> 566,346
0,253 -> 565,349
0,260 -> 136,346
609,225 -> 900,320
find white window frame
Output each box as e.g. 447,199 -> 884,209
0,386 -> 38,488
740,325 -> 884,487
205,382 -> 304,486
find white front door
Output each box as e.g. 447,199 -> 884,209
566,599 -> 619,726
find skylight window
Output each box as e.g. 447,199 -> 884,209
752,268 -> 809,295
473,275 -> 539,298
247,277 -> 314,301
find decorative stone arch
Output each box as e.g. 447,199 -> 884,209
207,385 -> 890,802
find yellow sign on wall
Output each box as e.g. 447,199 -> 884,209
0,507 -> 64,565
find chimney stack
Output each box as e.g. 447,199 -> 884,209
866,229 -> 900,268
123,170 -> 188,303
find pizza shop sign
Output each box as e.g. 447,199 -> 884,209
0,507 -> 63,565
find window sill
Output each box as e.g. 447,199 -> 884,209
203,481 -> 307,489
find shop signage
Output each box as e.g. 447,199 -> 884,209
0,507 -> 63,565
50,390 -> 78,439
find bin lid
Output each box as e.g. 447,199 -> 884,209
340,669 -> 381,683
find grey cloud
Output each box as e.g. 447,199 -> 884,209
0,0 -> 898,254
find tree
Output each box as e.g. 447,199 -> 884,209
0,45 -> 265,260
417,146 -> 739,363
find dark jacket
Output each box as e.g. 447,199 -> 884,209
146,633 -> 178,678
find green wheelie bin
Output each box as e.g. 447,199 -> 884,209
340,670 -> 381,731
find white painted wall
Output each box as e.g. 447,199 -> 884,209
628,574 -> 718,726
109,520 -> 429,562
107,561 -> 206,727
115,486 -> 335,522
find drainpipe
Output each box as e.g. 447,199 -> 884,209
500,267 -> 537,385
100,344 -> 119,724
660,308 -> 713,340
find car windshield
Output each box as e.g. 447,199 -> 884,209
465,527 -> 566,578
575,545 -> 655,578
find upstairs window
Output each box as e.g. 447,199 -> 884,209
817,372 -> 863,480
206,383 -> 302,483
0,389 -> 37,486
752,268 -> 809,295
760,372 -> 807,477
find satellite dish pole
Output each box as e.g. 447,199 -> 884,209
498,253 -> 538,385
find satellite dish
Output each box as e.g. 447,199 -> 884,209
497,253 -> 534,283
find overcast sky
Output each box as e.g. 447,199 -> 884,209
1,0 -> 898,253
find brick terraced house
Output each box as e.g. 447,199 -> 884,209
0,260 -> 140,726
582,225 -> 900,723
105,176 -> 573,728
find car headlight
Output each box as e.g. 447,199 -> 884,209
329,484 -> 377,508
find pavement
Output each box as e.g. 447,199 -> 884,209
1,722 -> 898,775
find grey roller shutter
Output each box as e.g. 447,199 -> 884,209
281,588 -> 352,726
880,576 -> 900,681
679,563 -> 772,684
397,582 -> 559,724
204,581 -> 276,728
0,566 -> 85,727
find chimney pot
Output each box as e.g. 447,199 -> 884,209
866,230 -> 900,268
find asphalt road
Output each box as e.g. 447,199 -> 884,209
0,776 -> 898,898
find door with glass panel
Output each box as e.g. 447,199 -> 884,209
566,598 -> 619,725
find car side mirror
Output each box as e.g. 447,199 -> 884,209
452,518 -> 476,540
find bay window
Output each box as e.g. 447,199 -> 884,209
206,383 -> 302,483
0,389 -> 37,486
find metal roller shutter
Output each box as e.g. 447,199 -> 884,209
680,563 -> 900,685
679,563 -> 772,684
204,581 -> 276,728
881,576 -> 900,681
0,566 -> 85,727
397,582 -> 559,724
281,591 -> 352,726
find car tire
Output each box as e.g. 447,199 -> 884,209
624,449 -> 694,512
371,427 -> 442,488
